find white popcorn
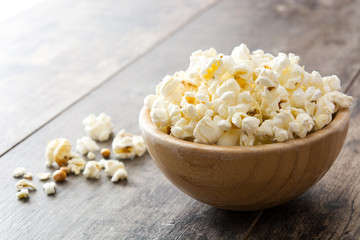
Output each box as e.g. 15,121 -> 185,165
67,157 -> 86,175
83,161 -> 101,179
111,168 -> 128,182
42,182 -> 56,195
145,43 -> 352,146
87,152 -> 96,160
98,159 -> 107,169
45,138 -> 72,167
76,136 -> 99,155
112,130 -> 147,159
217,131 -> 239,146
83,113 -> 113,142
15,179 -> 36,191
194,115 -> 223,144
12,168 -> 26,178
102,159 -> 128,182
37,173 -> 51,181
16,189 -> 29,199
23,172 -> 32,180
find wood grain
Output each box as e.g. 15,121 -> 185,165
0,0 -> 216,156
140,107 -> 350,211
0,0 -> 360,239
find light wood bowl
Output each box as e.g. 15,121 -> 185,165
139,107 -> 350,211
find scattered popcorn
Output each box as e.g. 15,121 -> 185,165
87,152 -> 96,160
23,172 -> 32,180
83,161 -> 101,179
144,44 -> 353,146
67,157 -> 86,175
76,136 -> 99,156
98,159 -> 107,169
101,148 -> 111,158
103,159 -> 128,182
16,189 -> 29,199
112,130 -> 147,159
37,173 -> 51,181
12,167 -> 26,178
42,182 -> 56,195
45,138 -> 72,167
15,179 -> 36,191
111,168 -> 128,182
83,113 -> 113,142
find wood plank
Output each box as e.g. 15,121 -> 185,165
1,0 -> 360,239
0,0 -> 217,155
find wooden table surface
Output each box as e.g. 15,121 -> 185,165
1,0 -> 359,239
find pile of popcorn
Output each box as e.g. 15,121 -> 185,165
14,113 -> 147,199
145,44 -> 352,146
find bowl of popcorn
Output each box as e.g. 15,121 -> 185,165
139,44 -> 352,211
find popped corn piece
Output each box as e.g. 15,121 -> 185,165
104,160 -> 124,177
217,132 -> 239,146
37,173 -> 51,181
193,115 -> 223,144
76,136 -> 99,155
42,182 -> 56,195
67,157 -> 86,175
98,159 -> 107,169
112,130 -> 147,159
12,168 -> 26,178
111,168 -> 128,182
45,138 -> 72,167
87,152 -> 96,160
23,172 -> 32,180
83,161 -> 101,179
16,189 -> 29,199
83,113 -> 113,142
156,75 -> 182,104
15,179 -> 36,191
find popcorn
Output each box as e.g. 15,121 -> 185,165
111,168 -> 128,182
15,179 -> 36,191
45,138 -> 72,167
37,173 -> 51,181
83,113 -> 113,142
67,157 -> 86,175
83,161 -> 101,179
87,152 -> 96,160
42,182 -> 56,195
145,43 -> 353,146
76,136 -> 99,155
98,159 -> 107,169
12,168 -> 26,178
23,172 -> 32,180
16,189 -> 29,199
103,159 -> 128,182
112,130 -> 147,159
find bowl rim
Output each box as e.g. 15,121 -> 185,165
139,106 -> 351,154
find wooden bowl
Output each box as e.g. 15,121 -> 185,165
139,107 -> 350,211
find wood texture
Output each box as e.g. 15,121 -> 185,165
0,0 -> 216,155
1,0 -> 360,239
140,107 -> 350,211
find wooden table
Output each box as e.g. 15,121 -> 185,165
1,0 -> 359,239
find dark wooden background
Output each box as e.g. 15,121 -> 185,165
1,0 -> 359,239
